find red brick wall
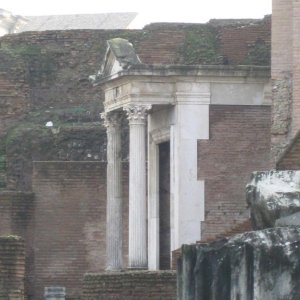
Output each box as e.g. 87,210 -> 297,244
0,48 -> 30,138
137,26 -> 185,64
0,191 -> 34,298
277,132 -> 300,170
219,16 -> 271,65
83,271 -> 176,300
0,236 -> 25,299
0,74 -> 30,135
31,161 -> 128,300
0,191 -> 34,235
291,1 -> 300,136
0,21 -> 271,137
271,0 -> 292,162
272,0 -> 293,78
0,21 -> 271,191
198,105 -> 271,240
271,0 -> 300,162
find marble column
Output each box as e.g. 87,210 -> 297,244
101,111 -> 123,270
124,104 -> 151,268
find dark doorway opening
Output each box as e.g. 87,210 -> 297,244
159,141 -> 171,270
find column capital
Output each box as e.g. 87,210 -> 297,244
100,111 -> 122,129
123,104 -> 152,124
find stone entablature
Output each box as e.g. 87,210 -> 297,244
100,64 -> 271,113
98,38 -> 271,271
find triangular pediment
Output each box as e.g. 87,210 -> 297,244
100,38 -> 140,77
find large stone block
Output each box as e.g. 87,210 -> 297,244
246,170 -> 300,229
177,227 -> 300,300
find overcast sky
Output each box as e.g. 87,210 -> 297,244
1,0 -> 271,28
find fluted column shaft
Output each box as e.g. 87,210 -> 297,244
124,104 -> 151,268
102,112 -> 123,270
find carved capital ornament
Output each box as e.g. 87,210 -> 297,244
123,104 -> 152,124
100,112 -> 122,129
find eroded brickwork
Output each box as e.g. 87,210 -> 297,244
0,22 -> 271,136
0,21 -> 271,191
271,0 -> 300,163
0,236 -> 25,299
271,77 -> 293,162
274,0 -> 300,169
0,20 -> 272,298
5,125 -> 108,190
272,0 -> 293,78
31,161 -> 128,299
83,271 -> 176,300
0,191 -> 34,298
292,0 -> 300,136
198,105 -> 271,240
218,16 -> 271,65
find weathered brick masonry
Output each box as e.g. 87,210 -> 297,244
218,16 -> 271,65
5,125 -> 108,191
292,1 -> 300,136
83,271 -> 177,300
0,236 -> 25,299
271,0 -> 300,163
271,0 -> 293,162
198,105 -> 271,240
0,19 -> 272,298
0,191 -> 34,297
291,0 -> 300,138
0,191 -> 34,237
31,161 -> 128,299
277,132 -> 300,170
0,19 -> 271,191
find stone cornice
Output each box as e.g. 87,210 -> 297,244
96,64 -> 270,86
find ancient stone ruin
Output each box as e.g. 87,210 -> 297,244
178,227 -> 300,300
178,171 -> 300,300
247,171 -> 300,229
0,0 -> 299,298
0,15 -> 272,299
177,0 -> 300,298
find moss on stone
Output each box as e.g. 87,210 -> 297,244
0,44 -> 58,83
242,39 -> 271,66
177,26 -> 223,65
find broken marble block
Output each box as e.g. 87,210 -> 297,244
246,170 -> 300,229
177,227 -> 300,300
